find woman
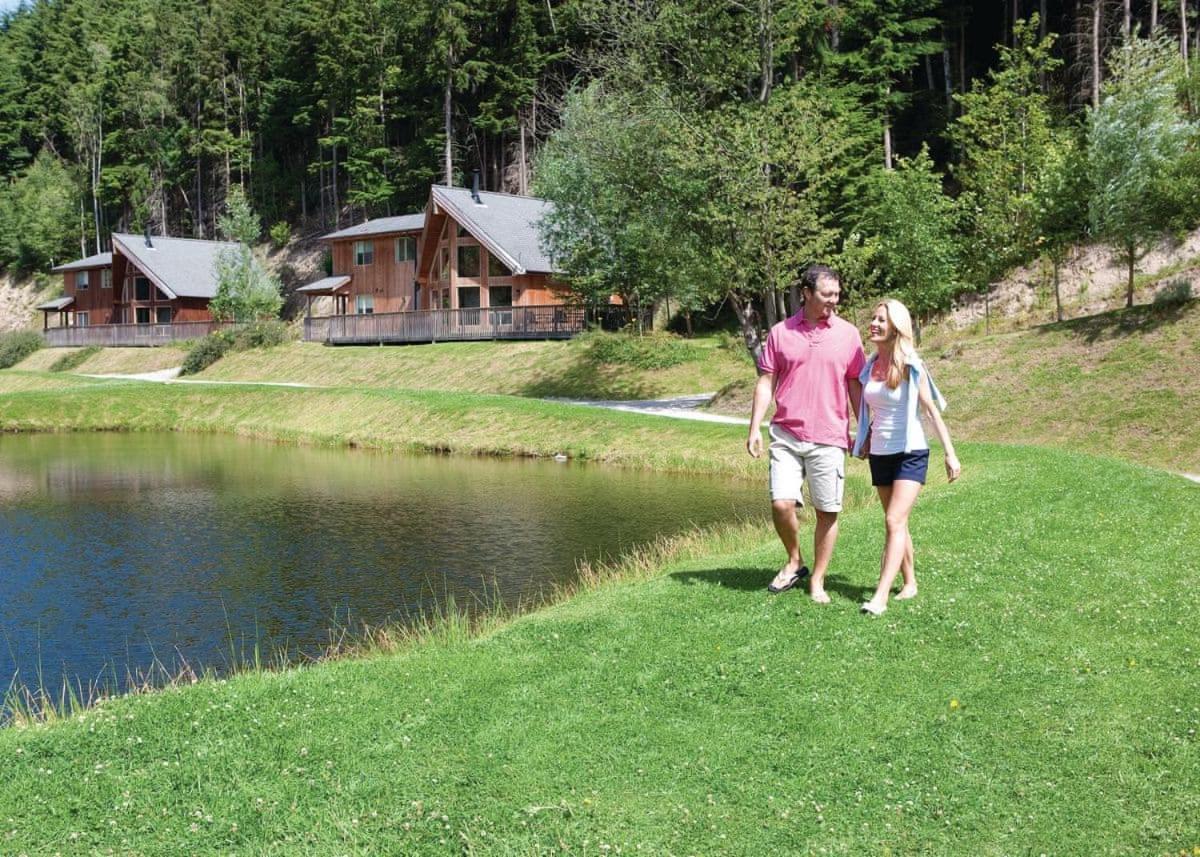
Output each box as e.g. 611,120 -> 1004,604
852,299 -> 961,616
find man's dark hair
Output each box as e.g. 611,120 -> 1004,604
801,264 -> 840,292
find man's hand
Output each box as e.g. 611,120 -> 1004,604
747,428 -> 764,458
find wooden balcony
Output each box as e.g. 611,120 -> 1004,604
43,321 -> 239,348
304,304 -> 588,345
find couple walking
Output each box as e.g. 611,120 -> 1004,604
746,265 -> 961,616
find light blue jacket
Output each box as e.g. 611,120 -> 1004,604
852,353 -> 947,458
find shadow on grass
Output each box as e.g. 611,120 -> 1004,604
518,354 -> 666,400
1032,300 -> 1193,344
669,567 -> 874,602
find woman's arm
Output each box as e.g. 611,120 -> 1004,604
916,372 -> 961,482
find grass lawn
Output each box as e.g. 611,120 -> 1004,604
181,335 -> 754,401
0,443 -> 1196,854
16,345 -> 189,374
0,372 -> 772,479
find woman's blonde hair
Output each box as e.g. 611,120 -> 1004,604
875,299 -> 917,389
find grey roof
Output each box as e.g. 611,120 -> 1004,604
296,276 -> 351,294
51,252 -> 112,273
37,296 -> 75,311
112,233 -> 241,300
322,214 -> 425,241
431,186 -> 557,275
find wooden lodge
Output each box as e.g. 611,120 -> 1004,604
300,180 -> 581,344
40,233 -> 239,347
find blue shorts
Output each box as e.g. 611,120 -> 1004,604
869,449 -> 930,486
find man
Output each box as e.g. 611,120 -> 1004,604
746,265 -> 865,604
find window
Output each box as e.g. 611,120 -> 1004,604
156,307 -> 172,324
134,277 -> 151,302
354,240 -> 374,266
457,286 -> 480,308
155,287 -> 169,301
395,237 -> 416,263
457,223 -> 470,238
439,248 -> 449,282
487,252 -> 510,278
75,271 -> 89,290
356,294 -> 374,315
441,291 -> 450,309
101,269 -> 111,289
457,244 -> 480,278
75,312 -> 90,327
136,307 -> 151,324
488,287 -> 513,326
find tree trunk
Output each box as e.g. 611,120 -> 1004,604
729,291 -> 764,363
1152,0 -> 1159,32
518,111 -> 528,195
1182,0 -> 1190,64
942,34 -> 954,114
1040,0 -> 1049,91
883,116 -> 893,170
444,59 -> 454,185
1053,255 -> 1063,321
1126,247 -> 1135,307
1092,0 -> 1102,109
1123,0 -> 1131,39
762,287 -> 778,329
758,0 -> 773,103
828,0 -> 839,51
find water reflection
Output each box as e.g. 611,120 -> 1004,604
0,433 -> 760,694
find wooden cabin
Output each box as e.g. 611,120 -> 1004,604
416,184 -> 566,311
41,233 -> 238,331
312,214 -> 425,315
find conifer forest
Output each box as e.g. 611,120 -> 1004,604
3,0 -> 1200,317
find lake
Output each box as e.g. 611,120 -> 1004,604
0,433 -> 761,699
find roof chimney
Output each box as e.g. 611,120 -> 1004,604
471,169 -> 482,205
143,226 -> 153,248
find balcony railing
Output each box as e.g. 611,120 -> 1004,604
304,304 -> 588,345
43,321 -> 240,348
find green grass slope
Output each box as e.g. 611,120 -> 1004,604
0,444 -> 1196,854
710,301 -> 1200,474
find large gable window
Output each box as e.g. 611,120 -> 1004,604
134,277 -> 151,301
457,244 -> 480,278
487,252 -> 510,278
354,240 -> 374,266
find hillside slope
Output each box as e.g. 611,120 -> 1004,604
710,300 -> 1199,474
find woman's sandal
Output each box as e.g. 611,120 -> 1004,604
860,601 -> 887,617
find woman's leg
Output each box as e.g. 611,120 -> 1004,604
865,479 -> 922,611
896,530 -> 917,599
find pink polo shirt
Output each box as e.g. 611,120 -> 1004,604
757,312 -> 866,449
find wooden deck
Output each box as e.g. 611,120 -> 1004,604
304,305 -> 587,345
43,321 -> 238,348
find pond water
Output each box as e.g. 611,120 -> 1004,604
0,433 -> 761,697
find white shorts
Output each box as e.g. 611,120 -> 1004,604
768,425 -> 846,512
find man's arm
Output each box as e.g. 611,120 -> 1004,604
746,372 -> 776,458
847,376 -> 863,422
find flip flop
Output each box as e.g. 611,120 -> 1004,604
860,601 -> 887,617
767,565 -> 810,594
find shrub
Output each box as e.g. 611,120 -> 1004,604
269,221 -> 291,249
585,330 -> 704,370
180,330 -> 235,375
0,330 -> 44,368
233,319 -> 290,349
49,345 -> 100,372
1153,278 -> 1194,307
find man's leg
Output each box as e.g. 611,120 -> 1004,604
767,428 -> 807,590
805,445 -> 846,604
809,510 -> 838,604
770,500 -> 805,584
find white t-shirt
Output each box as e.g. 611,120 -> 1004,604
864,375 -> 927,455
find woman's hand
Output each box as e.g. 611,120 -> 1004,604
856,430 -> 871,459
945,453 -> 962,482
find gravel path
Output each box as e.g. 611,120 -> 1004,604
546,393 -> 747,425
